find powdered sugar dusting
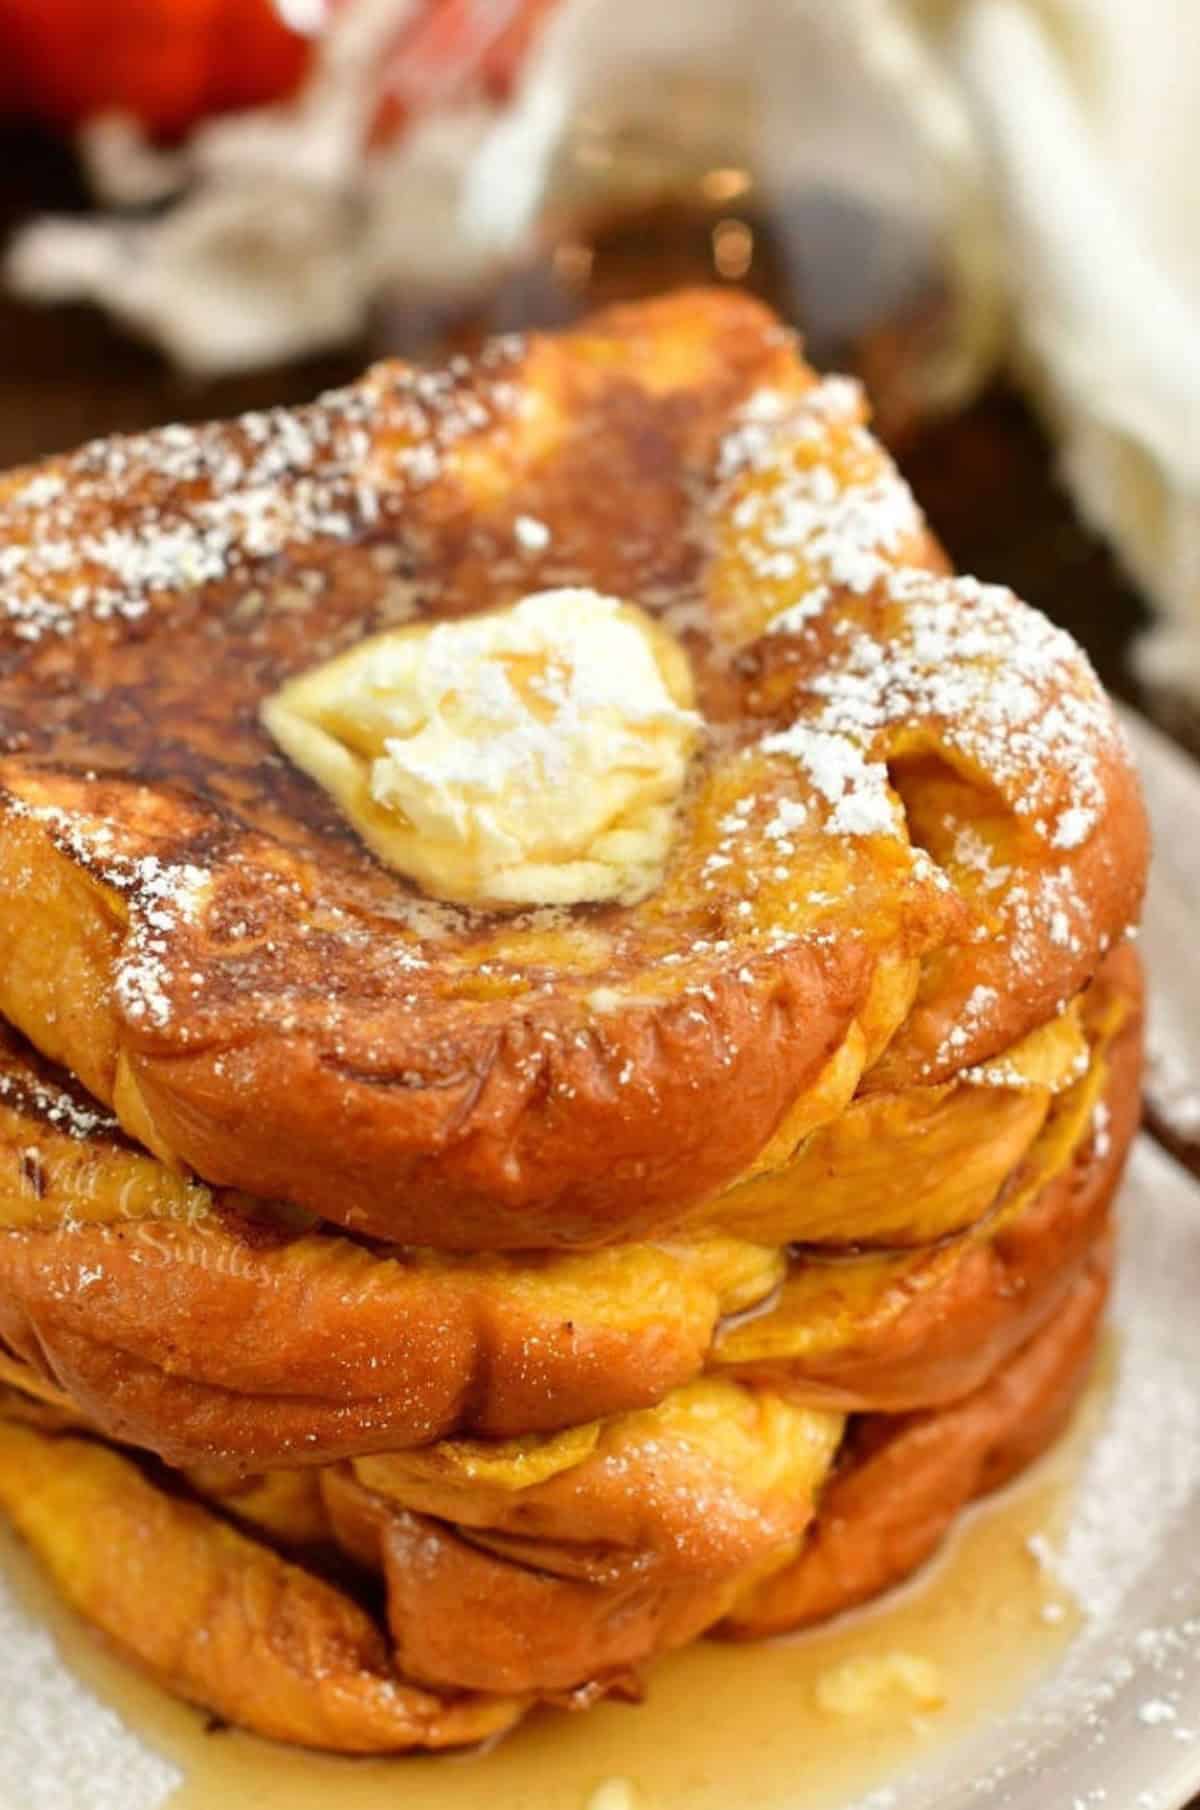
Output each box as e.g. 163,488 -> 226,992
961,1039 -> 1089,1091
514,513 -> 551,553
717,377 -> 861,481
952,825 -> 1012,895
1001,866 -> 1089,974
0,1064 -> 118,1141
760,724 -> 898,839
0,351 -> 515,644
8,799 -> 210,1031
715,381 -> 1119,862
718,377 -> 923,614
1091,1100 -> 1112,1160
933,985 -> 1000,1067
746,561 -> 1115,926
112,857 -> 210,1028
709,393 -> 1123,937
806,570 -> 1112,850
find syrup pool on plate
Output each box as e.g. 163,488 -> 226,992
0,1349 -> 1111,1810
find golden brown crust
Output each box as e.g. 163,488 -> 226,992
0,951 -> 1139,1466
0,1019 -> 781,1460
323,1259 -> 1107,1696
0,292 -> 1145,1246
864,755 -> 1149,1089
723,1248 -> 1109,1638
380,1508 -> 740,1697
711,1054 -> 1054,1247
320,1380 -> 840,1696
0,1416 -> 526,1752
0,1230 -> 779,1468
704,375 -> 1148,1088
181,1460 -> 333,1546
0,1251 -> 1108,1730
345,1380 -> 842,1574
325,1399 -> 820,1698
715,946 -> 1141,1409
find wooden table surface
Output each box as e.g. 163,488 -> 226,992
1,121 -> 1198,1809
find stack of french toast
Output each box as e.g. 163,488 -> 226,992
0,291 -> 1147,1751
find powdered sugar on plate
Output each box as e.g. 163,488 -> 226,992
1032,1152 -> 1200,1629
0,1547 -> 180,1810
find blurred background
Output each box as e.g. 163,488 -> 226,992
0,0 -> 1196,744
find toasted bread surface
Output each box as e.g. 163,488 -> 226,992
724,1247 -> 1109,1638
0,951 -> 1137,1466
0,1267 -> 1102,1728
0,293 -> 1146,1244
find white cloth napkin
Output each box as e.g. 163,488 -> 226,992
949,0 -> 1200,695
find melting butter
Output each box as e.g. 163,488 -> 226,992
262,589 -> 700,906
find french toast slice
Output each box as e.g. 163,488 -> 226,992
723,1248 -> 1110,1638
0,949 -> 1137,1467
0,293 -> 1146,1244
0,1270 -> 1104,1732
0,1408 -> 528,1753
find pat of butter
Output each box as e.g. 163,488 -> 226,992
262,588 -> 701,906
